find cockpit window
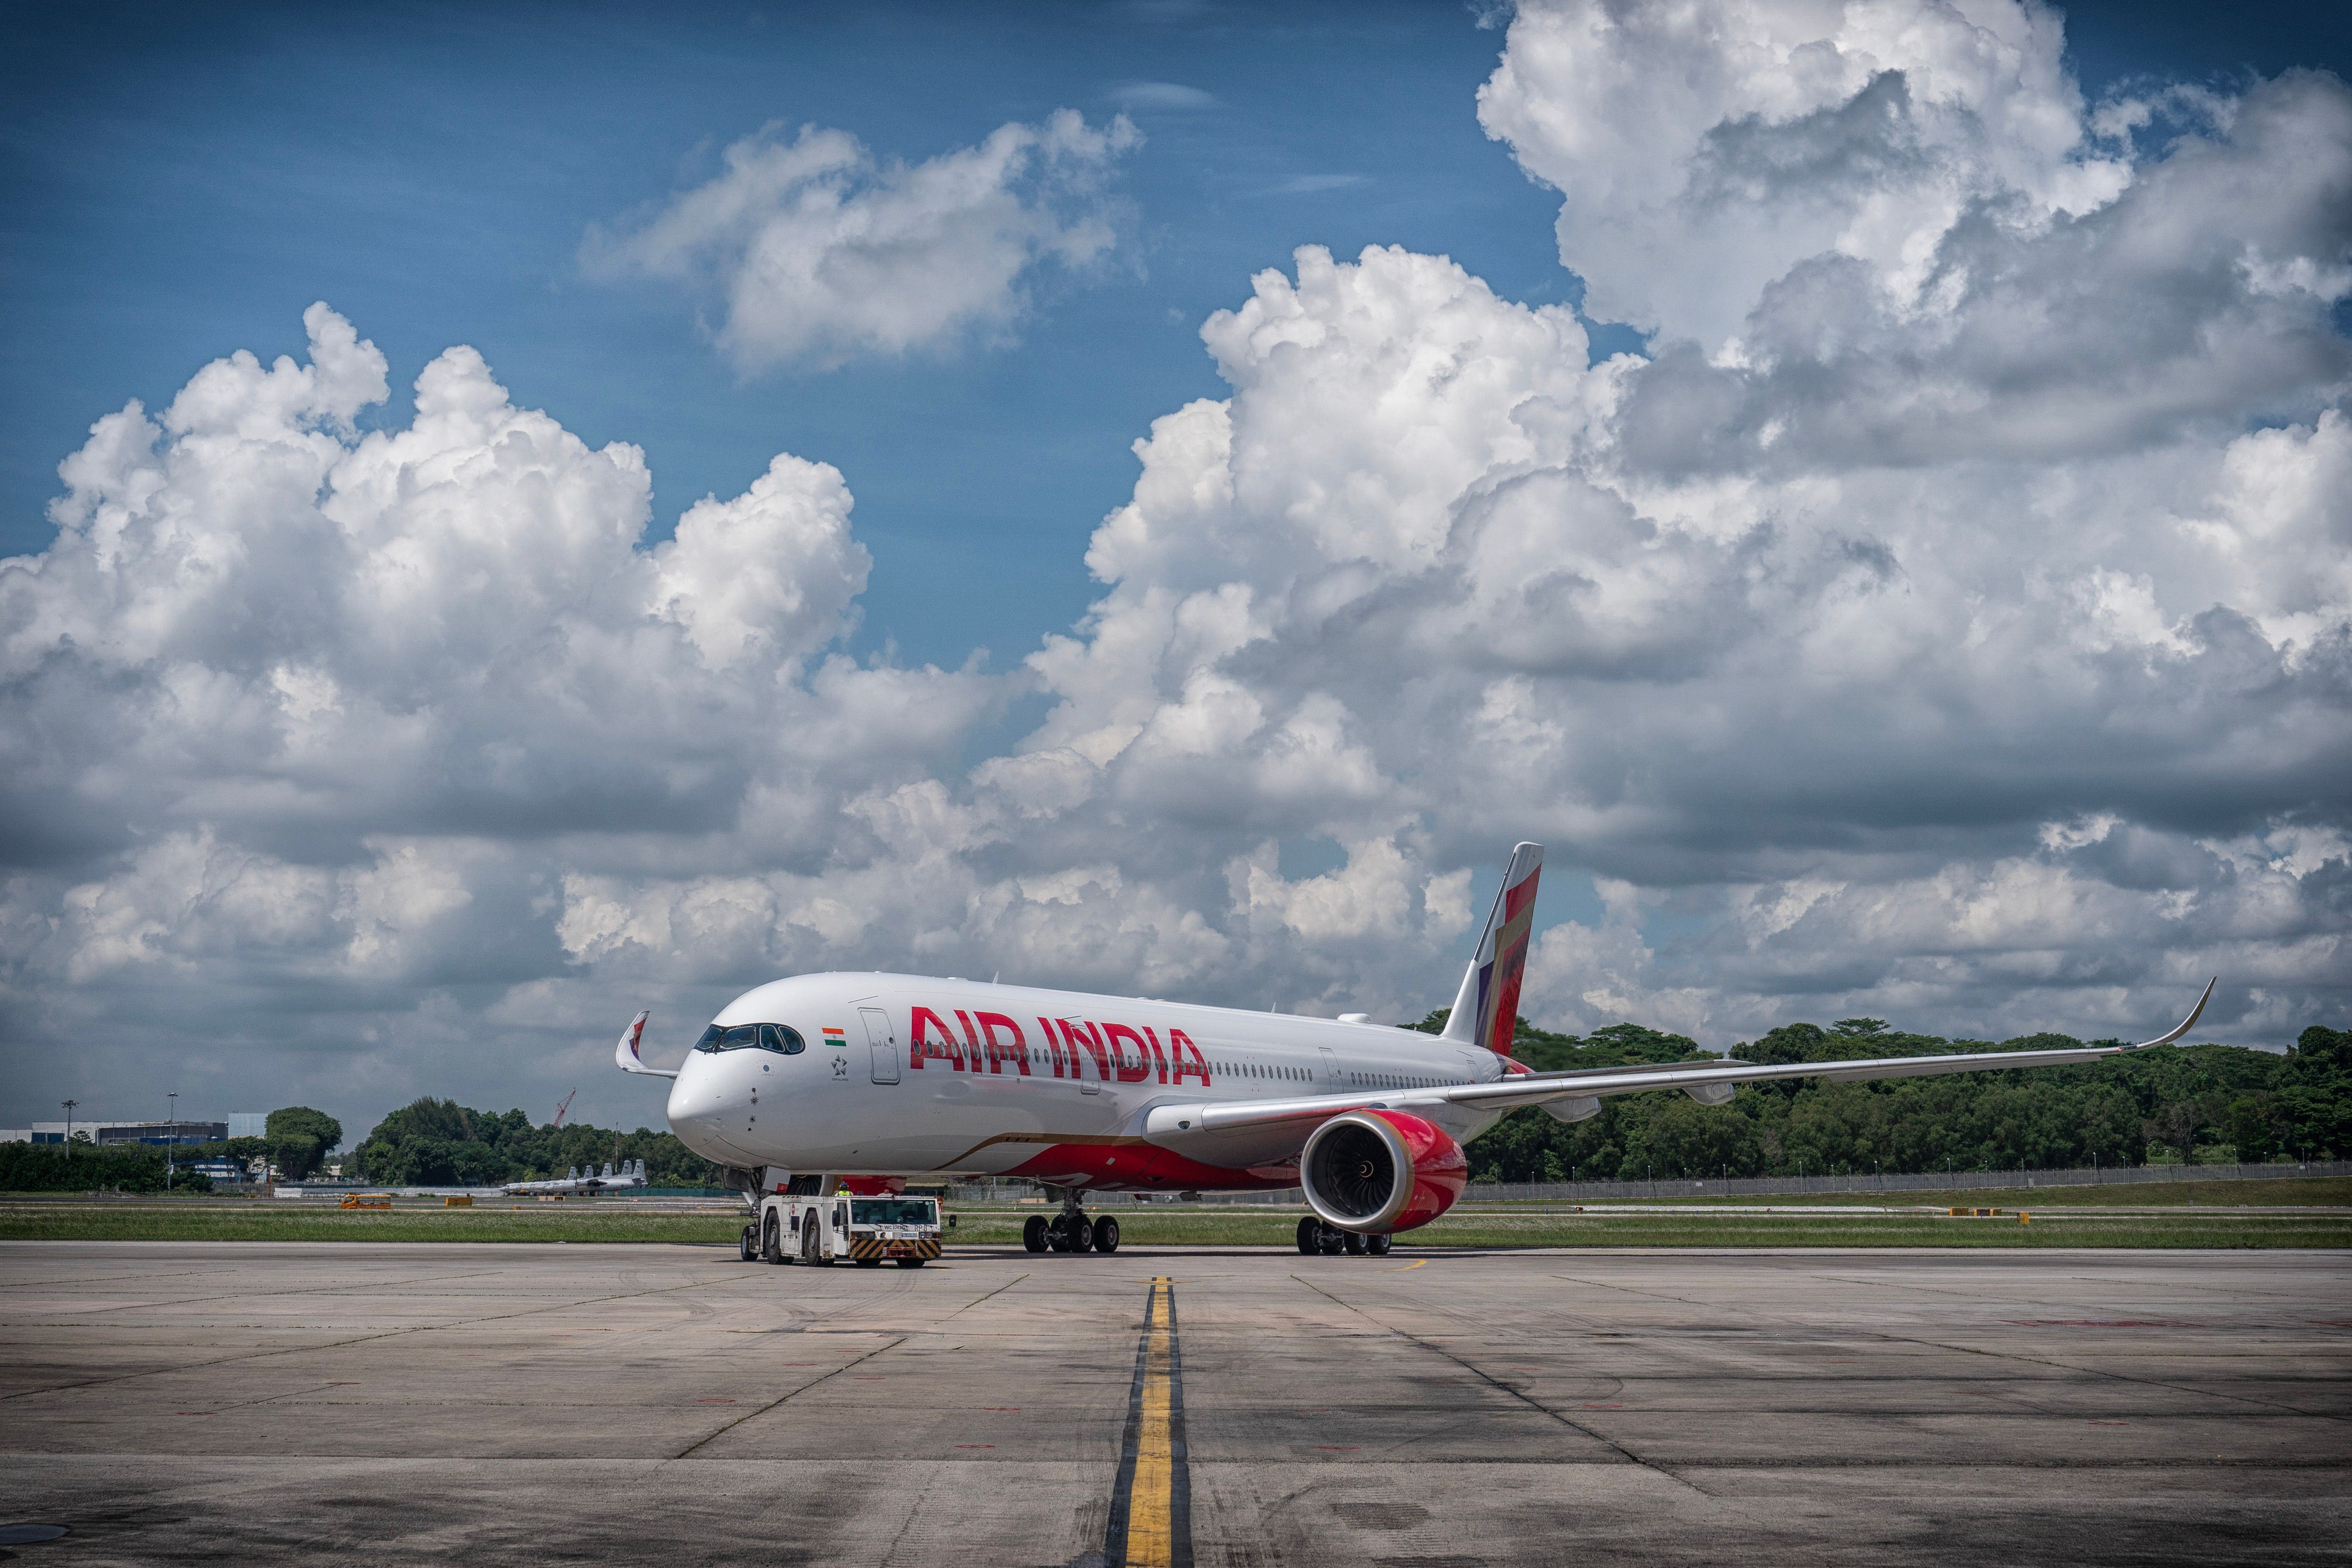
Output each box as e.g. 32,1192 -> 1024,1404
694,1022 -> 806,1053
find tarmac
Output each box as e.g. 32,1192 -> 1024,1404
0,1242 -> 2345,1565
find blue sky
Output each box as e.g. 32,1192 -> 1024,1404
3,1 -> 2346,1133
10,0 -> 2339,670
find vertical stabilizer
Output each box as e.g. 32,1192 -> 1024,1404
1441,842 -> 1543,1057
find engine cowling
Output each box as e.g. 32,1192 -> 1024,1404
1298,1110 -> 1468,1235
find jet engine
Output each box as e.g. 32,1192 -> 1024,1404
1298,1110 -> 1468,1234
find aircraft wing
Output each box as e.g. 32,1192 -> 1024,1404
1140,980 -> 2214,1169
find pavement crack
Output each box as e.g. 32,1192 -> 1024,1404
0,1272 -> 753,1404
669,1333 -> 909,1458
1289,1273 -> 1710,1495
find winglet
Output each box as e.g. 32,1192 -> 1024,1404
615,1010 -> 676,1078
2130,978 -> 2216,1050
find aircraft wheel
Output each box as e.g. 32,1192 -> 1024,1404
1343,1230 -> 1367,1256
739,1225 -> 757,1262
1023,1215 -> 1049,1253
1367,1233 -> 1392,1256
1319,1226 -> 1345,1255
761,1213 -> 784,1263
1296,1216 -> 1321,1255
1067,1215 -> 1094,1253
1091,1216 -> 1120,1254
895,1258 -> 927,1268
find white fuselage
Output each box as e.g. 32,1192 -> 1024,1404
663,972 -> 1509,1191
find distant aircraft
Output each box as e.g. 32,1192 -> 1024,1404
501,1158 -> 648,1197
618,842 -> 2214,1255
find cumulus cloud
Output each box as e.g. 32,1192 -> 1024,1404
1,305 -> 991,1121
587,111 -> 1141,370
5,0 -> 2348,1132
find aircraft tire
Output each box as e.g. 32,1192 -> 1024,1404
1343,1231 -> 1367,1256
1367,1233 -> 1392,1256
761,1213 -> 784,1264
1296,1216 -> 1320,1255
1092,1216 -> 1120,1254
1023,1215 -> 1049,1253
1067,1215 -> 1094,1254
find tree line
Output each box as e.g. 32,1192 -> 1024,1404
349,1099 -> 723,1188
0,1106 -> 343,1193
13,1019 -> 2339,1194
1414,1014 -> 2352,1184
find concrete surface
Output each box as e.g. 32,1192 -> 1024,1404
0,1242 -> 2345,1565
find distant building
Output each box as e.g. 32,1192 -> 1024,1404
226,1113 -> 267,1138
14,1120 -> 226,1146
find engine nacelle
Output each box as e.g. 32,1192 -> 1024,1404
1298,1110 -> 1468,1235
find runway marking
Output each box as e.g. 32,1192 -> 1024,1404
1104,1276 -> 1192,1568
1378,1258 -> 1428,1271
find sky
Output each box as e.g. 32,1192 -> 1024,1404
3,0 -> 2347,1142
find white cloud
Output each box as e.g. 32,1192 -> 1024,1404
587,111 -> 1141,371
1108,81 -> 1221,111
6,2 -> 2349,1133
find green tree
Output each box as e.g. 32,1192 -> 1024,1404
264,1107 -> 342,1180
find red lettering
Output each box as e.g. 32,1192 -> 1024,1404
1057,1018 -> 1111,1080
911,1007 -> 963,1070
975,1012 -> 1028,1074
1102,1022 -> 1152,1083
954,1011 -> 983,1074
1168,1027 -> 1211,1086
1141,1026 -> 1170,1085
1038,1018 -> 1063,1076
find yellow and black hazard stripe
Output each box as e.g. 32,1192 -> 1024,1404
847,1236 -> 943,1260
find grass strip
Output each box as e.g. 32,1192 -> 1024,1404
1518,1175 -> 2352,1209
2,1203 -> 2344,1248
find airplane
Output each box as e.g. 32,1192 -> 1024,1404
501,1158 -> 648,1197
618,842 -> 2215,1255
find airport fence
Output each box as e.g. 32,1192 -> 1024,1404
945,1160 -> 2348,1207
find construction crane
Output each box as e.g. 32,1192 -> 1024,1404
551,1089 -> 577,1129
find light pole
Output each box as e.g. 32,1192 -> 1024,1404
60,1099 -> 77,1149
166,1092 -> 177,1193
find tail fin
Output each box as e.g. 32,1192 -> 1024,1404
1441,842 -> 1543,1057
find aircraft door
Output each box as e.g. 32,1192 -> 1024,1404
863,1006 -> 900,1084
1318,1045 -> 1340,1085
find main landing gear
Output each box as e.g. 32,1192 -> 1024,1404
1022,1190 -> 1120,1255
1297,1216 -> 1391,1257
